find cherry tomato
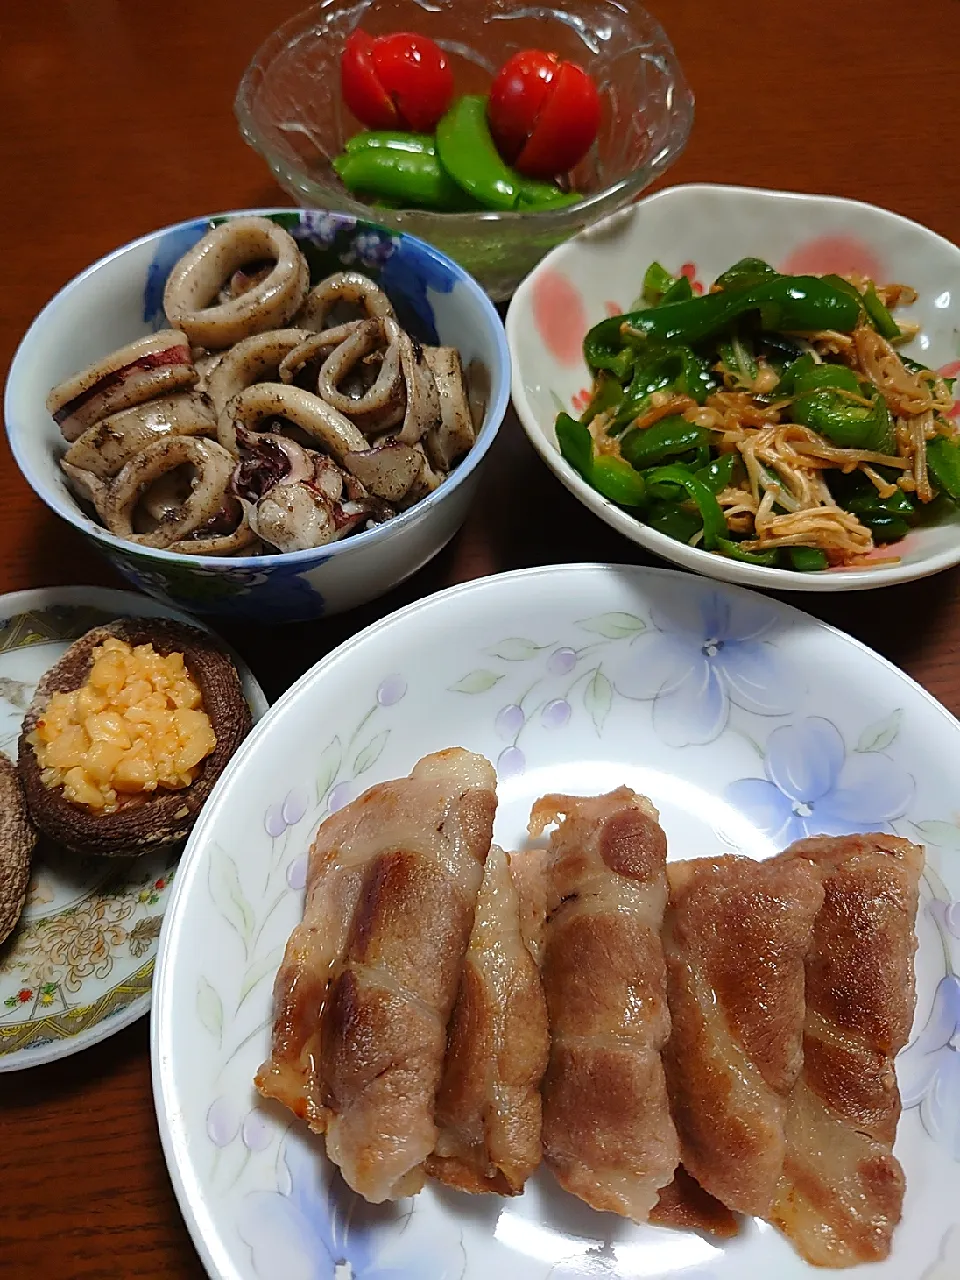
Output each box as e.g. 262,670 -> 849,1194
340,30 -> 454,134
488,49 -> 601,179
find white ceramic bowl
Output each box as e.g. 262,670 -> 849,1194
507,183 -> 960,591
5,209 -> 510,622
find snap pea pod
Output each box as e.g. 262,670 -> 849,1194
927,436 -> 960,504
435,96 -> 580,212
639,465 -> 727,549
583,275 -> 862,367
334,135 -> 469,210
621,417 -> 709,469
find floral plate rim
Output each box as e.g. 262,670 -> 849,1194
0,584 -> 268,1073
153,561 -> 960,1280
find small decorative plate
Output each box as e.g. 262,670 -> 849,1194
154,565 -> 960,1279
0,586 -> 267,1072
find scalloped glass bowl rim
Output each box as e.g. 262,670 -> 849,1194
5,207 -> 512,574
233,2 -> 694,229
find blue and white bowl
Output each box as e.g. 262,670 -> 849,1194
5,209 -> 510,622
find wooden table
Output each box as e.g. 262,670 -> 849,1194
1,1 -> 958,1274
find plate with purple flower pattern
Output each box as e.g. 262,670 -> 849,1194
153,563 -> 960,1280
0,586 -> 267,1072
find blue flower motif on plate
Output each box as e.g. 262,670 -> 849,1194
239,1135 -> 430,1280
726,716 -> 914,845
614,588 -> 799,746
380,239 -> 455,346
900,974 -> 960,1160
142,219 -> 208,329
292,211 -> 358,248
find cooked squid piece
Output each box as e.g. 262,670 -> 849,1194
317,317 -> 405,436
47,330 -> 197,441
770,834 -> 924,1268
296,270 -> 395,331
63,392 -> 216,479
255,748 -> 497,1204
662,855 -> 824,1217
426,846 -> 549,1196
526,788 -> 679,1221
204,328 -> 312,414
163,217 -> 310,349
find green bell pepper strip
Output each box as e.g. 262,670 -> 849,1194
862,283 -> 901,340
435,96 -> 577,211
716,538 -> 781,566
787,546 -> 829,572
646,501 -> 703,543
713,257 -> 779,292
580,374 -> 624,426
777,354 -> 817,396
621,417 -> 709,470
861,512 -> 911,542
792,387 -> 895,453
591,457 -> 646,506
555,414 -> 645,506
639,465 -> 726,549
642,262 -> 675,305
696,453 -> 738,493
584,276 -> 862,362
926,437 -> 960,504
555,413 -> 593,478
660,275 -> 694,305
334,147 -> 468,211
837,474 -> 916,522
790,362 -> 863,396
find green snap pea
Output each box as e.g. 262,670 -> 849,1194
435,96 -> 577,212
927,436 -> 960,504
334,144 -> 468,211
621,417 -> 709,469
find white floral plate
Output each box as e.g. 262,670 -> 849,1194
153,564 -> 960,1280
0,586 -> 267,1072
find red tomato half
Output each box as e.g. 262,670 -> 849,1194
340,29 -> 453,134
488,49 -> 601,178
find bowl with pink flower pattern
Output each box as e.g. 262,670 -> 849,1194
507,184 -> 960,591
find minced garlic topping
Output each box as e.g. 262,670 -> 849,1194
28,636 -> 216,812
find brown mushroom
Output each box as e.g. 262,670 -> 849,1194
17,619 -> 251,858
0,752 -> 37,945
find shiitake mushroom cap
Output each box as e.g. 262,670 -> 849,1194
17,618 -> 251,858
0,751 -> 38,945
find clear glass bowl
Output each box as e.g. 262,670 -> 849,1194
235,0 -> 694,300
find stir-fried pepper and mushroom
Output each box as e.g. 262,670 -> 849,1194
49,216 -> 478,556
557,258 -> 959,571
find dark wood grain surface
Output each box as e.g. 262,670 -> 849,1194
1,2 -> 958,1276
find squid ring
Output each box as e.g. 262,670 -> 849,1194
46,330 -> 196,442
103,436 -> 236,549
204,328 -> 313,415
170,507 -> 259,556
278,322 -> 362,385
63,392 -> 216,480
218,382 -> 369,460
317,318 -> 404,436
163,217 -> 310,350
296,270 -> 395,331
